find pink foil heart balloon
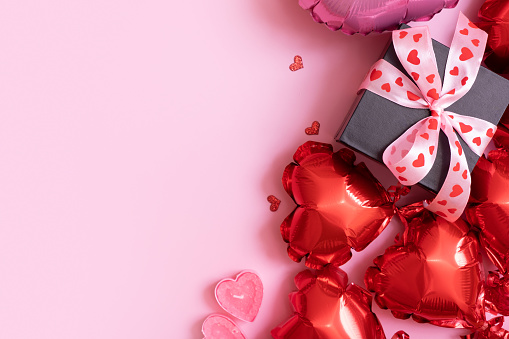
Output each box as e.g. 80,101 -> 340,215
202,314 -> 246,339
299,0 -> 458,35
215,271 -> 263,322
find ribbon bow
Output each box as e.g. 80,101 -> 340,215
360,13 -> 495,221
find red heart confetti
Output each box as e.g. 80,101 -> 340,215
305,121 -> 320,135
289,55 -> 304,71
267,195 -> 281,212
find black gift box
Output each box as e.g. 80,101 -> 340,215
337,33 -> 509,193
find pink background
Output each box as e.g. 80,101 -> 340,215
0,0 -> 503,338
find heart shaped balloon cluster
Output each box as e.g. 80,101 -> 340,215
466,150 -> 509,275
476,0 -> 509,80
274,141 -> 412,338
466,131 -> 509,318
273,138 -> 509,338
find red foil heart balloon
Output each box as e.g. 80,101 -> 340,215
271,266 -> 386,339
493,124 -> 509,150
281,141 -> 396,269
466,149 -> 509,274
476,0 -> 509,79
484,271 -> 509,316
365,202 -> 485,329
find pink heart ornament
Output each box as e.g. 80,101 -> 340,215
215,271 -> 263,322
202,314 -> 245,339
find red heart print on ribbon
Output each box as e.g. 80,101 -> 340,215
359,13 -> 495,221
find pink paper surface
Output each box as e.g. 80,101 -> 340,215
0,1 -> 502,338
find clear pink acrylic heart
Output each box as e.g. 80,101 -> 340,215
215,271 -> 263,322
202,314 -> 245,339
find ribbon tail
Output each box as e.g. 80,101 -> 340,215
440,13 -> 489,108
426,121 -> 470,221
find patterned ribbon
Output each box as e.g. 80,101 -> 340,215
360,13 -> 495,221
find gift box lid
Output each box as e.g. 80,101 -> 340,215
337,32 -> 509,193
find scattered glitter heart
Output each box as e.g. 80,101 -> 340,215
289,55 -> 304,71
305,121 -> 320,135
267,195 -> 281,211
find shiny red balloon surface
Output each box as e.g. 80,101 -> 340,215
281,141 -> 395,269
477,0 -> 509,79
484,271 -> 509,317
365,203 -> 485,329
271,266 -> 386,339
466,149 -> 509,274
